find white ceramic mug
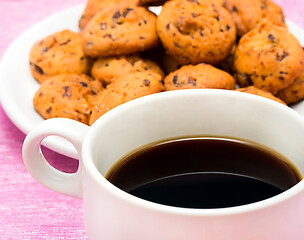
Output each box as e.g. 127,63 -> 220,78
22,89 -> 304,240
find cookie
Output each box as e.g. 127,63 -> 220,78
79,0 -> 140,30
164,63 -> 235,91
236,86 -> 286,105
156,0 -> 236,65
90,72 -> 164,125
33,74 -> 103,125
91,55 -> 164,86
82,6 -> 159,58
223,0 -> 286,36
233,23 -> 303,95
276,63 -> 304,104
29,30 -> 91,83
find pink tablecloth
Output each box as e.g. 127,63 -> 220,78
0,0 -> 304,239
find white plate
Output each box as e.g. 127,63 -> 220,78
0,4 -> 303,159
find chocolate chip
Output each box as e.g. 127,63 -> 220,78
261,75 -> 267,81
33,64 -> 44,75
139,36 -> 146,40
46,107 -> 52,114
143,79 -> 150,86
187,0 -> 199,3
42,47 -> 49,53
112,11 -> 121,20
268,34 -> 276,42
38,92 -> 43,97
104,34 -> 113,39
261,0 -> 267,10
91,90 -> 97,95
276,51 -> 289,61
208,51 -> 214,56
100,22 -> 107,30
173,75 -> 178,84
143,19 -> 147,24
200,30 -> 204,37
192,13 -> 197,18
59,39 -> 71,45
123,8 -> 133,18
226,25 -> 230,31
232,6 -> 238,12
62,86 -> 72,98
87,42 -> 93,46
279,76 -> 285,81
159,79 -> 165,85
80,81 -> 88,87
174,42 -> 182,48
166,23 -> 170,31
279,71 -> 288,75
188,77 -> 196,86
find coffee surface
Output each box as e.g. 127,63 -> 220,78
106,137 -> 301,208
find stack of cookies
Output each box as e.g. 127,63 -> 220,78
31,0 -> 303,125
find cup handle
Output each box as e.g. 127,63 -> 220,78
22,118 -> 90,198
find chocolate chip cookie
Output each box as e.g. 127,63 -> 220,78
33,74 -> 103,125
156,0 -> 236,65
29,30 -> 91,83
91,55 -> 164,86
223,0 -> 286,36
89,71 -> 164,125
79,0 -> 140,30
164,63 -> 235,91
82,6 -> 159,58
233,23 -> 303,95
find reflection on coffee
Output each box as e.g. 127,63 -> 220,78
106,137 -> 302,209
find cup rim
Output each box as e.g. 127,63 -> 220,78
82,89 -> 304,216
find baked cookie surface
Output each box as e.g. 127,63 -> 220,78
233,23 -> 303,95
79,0 -> 140,30
33,74 -> 103,125
29,30 -> 91,83
90,71 -> 164,125
164,63 -> 235,91
223,0 -> 286,36
91,55 -> 164,86
236,86 -> 286,105
156,0 -> 236,65
82,6 -> 159,58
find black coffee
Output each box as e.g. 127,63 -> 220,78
106,137 -> 302,209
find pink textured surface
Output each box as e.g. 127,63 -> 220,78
0,0 -> 304,239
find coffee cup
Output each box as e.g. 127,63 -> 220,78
22,89 -> 304,239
